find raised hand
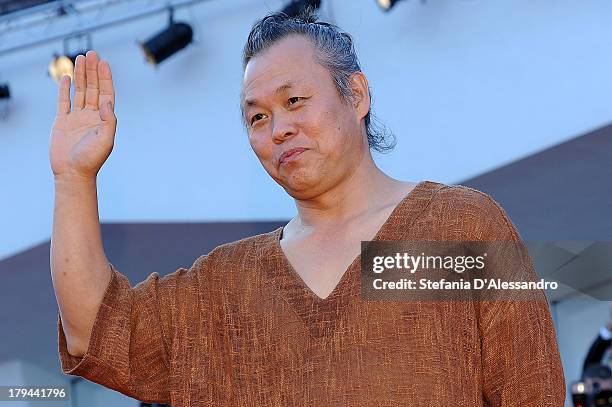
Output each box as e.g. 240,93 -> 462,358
49,50 -> 117,181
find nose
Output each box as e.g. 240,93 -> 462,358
271,113 -> 297,142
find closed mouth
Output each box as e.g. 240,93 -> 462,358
279,148 -> 307,165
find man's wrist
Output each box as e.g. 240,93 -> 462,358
54,175 -> 98,196
54,173 -> 97,185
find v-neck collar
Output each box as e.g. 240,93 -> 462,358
260,180 -> 443,339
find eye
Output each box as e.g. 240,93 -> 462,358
288,97 -> 302,105
250,113 -> 266,125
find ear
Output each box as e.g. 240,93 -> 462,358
349,71 -> 370,120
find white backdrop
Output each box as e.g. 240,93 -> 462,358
1,0 -> 611,261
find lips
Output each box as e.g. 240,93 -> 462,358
279,148 -> 307,165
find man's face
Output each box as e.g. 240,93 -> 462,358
241,34 -> 368,199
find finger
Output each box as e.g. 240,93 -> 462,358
56,75 -> 71,116
98,60 -> 115,111
73,55 -> 86,110
84,50 -> 100,110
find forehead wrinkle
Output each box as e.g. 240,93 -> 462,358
242,79 -> 299,112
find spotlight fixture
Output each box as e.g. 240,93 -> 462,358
48,33 -> 92,82
0,82 -> 10,120
0,83 -> 9,100
139,7 -> 193,66
281,0 -> 321,17
377,0 -> 405,11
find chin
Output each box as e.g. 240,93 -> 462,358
281,171 -> 321,196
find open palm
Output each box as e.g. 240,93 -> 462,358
49,50 -> 117,180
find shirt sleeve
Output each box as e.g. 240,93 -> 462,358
57,256 -> 208,403
466,190 -> 566,407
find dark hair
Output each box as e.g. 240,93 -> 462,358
241,6 -> 396,154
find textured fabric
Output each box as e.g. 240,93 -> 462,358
57,180 -> 566,406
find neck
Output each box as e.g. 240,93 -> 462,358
291,153 -> 400,232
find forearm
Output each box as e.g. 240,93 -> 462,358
50,176 -> 112,356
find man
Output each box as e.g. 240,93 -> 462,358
50,8 -> 565,406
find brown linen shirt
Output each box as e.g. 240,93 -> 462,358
57,180 -> 566,406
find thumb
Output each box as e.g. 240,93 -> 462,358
99,101 -> 117,140
99,101 -> 115,122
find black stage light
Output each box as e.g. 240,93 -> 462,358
377,0 -> 405,11
281,0 -> 321,17
140,8 -> 193,66
0,83 -> 9,99
0,82 -> 10,120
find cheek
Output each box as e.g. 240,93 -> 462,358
248,132 -> 282,176
304,105 -> 338,141
248,131 -> 271,158
315,104 -> 354,149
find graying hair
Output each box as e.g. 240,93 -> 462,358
241,6 -> 396,154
